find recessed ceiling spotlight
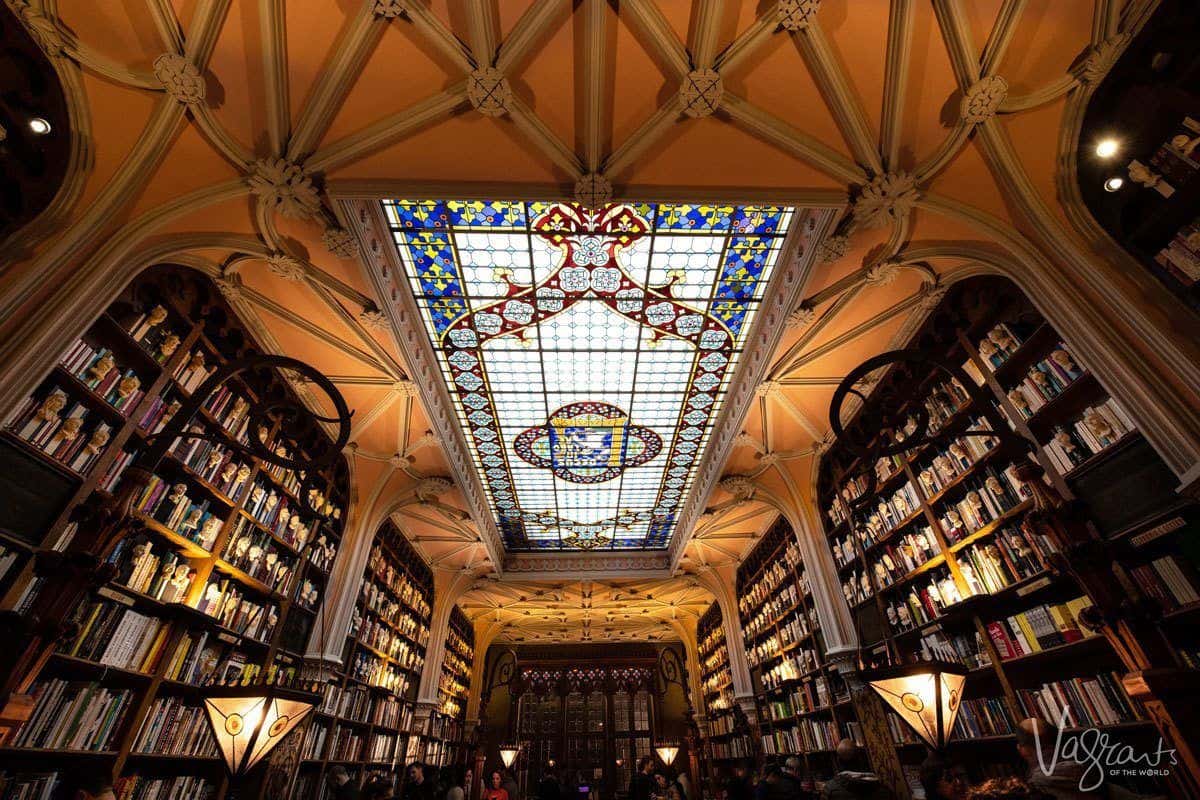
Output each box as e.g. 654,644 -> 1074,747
1104,177 -> 1124,192
1095,138 -> 1120,158
28,117 -> 51,135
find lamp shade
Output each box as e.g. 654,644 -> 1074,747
499,743 -> 521,768
865,660 -> 967,750
203,686 -> 315,776
655,742 -> 680,765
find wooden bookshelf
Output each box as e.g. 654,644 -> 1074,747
294,519 -> 433,798
816,276 -> 1194,790
735,518 -> 857,783
430,605 -> 473,766
0,266 -> 351,799
696,603 -> 746,769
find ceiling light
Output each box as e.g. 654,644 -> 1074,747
655,742 -> 680,765
499,743 -> 521,768
28,117 -> 51,135
865,660 -> 967,751
1095,138 -> 1119,158
1104,177 -> 1124,192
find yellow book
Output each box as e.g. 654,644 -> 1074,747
1014,612 -> 1042,653
138,625 -> 170,673
69,604 -> 103,658
1064,597 -> 1097,638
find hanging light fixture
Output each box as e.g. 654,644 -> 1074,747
655,742 -> 680,766
864,660 -> 967,750
203,685 -> 316,776
499,742 -> 521,768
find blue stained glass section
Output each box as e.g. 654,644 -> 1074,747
656,203 -> 735,231
446,200 -> 526,228
390,200 -> 450,228
730,206 -> 786,235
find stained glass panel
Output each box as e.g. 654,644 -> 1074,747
384,199 -> 795,550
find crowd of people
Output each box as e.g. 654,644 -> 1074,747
716,720 -> 1165,800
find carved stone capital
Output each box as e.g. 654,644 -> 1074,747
778,0 -> 821,31
574,173 -> 612,209
248,158 -> 321,220
918,283 -> 948,310
322,227 -> 360,259
415,476 -> 454,502
153,53 -> 206,105
467,67 -> 512,117
1082,35 -> 1129,85
679,69 -> 723,118
718,475 -> 756,500
960,76 -> 1007,124
213,276 -> 243,302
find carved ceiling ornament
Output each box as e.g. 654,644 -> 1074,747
153,53 -> 206,105
852,171 -> 919,229
415,476 -> 454,502
213,276 -> 243,302
265,253 -> 305,282
863,259 -> 901,287
815,233 -> 849,264
358,306 -> 389,331
372,0 -> 407,20
574,173 -> 612,209
786,303 -> 816,329
718,475 -> 756,501
960,76 -> 1007,125
777,0 -> 821,32
679,68 -> 723,118
248,158 -> 322,220
1081,35 -> 1130,85
322,227 -> 359,260
467,67 -> 512,117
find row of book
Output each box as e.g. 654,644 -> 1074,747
0,545 -> 24,589
133,475 -> 222,551
349,652 -> 412,694
168,425 -> 251,502
761,717 -> 841,754
709,735 -> 755,760
952,696 -> 1016,738
116,775 -> 216,800
857,481 -> 922,542
937,464 -> 1026,542
919,626 -> 991,670
201,387 -> 251,445
125,304 -> 179,358
985,597 -> 1096,660
880,568 -> 968,631
172,348 -> 215,395
921,377 -> 973,434
13,679 -> 133,751
1003,344 -> 1085,418
739,553 -> 805,623
759,647 -> 819,690
914,424 -> 1001,498
61,342 -> 146,415
976,322 -> 1028,370
762,674 -> 834,721
1016,672 -> 1135,728
6,390 -> 113,474
1042,399 -> 1137,473
355,614 -> 424,668
366,544 -> 432,618
131,696 -> 218,756
196,577 -> 279,643
59,599 -> 170,673
861,527 -> 942,590
359,583 -> 429,642
1128,553 -> 1200,612
109,536 -> 196,603
245,478 -> 317,549
222,516 -> 297,594
162,630 -> 259,686
303,719 -> 330,759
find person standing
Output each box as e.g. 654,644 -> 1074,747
820,740 -> 895,800
405,763 -> 435,800
537,766 -> 563,800
484,770 -> 511,800
328,765 -> 363,800
502,768 -> 521,800
631,756 -> 656,800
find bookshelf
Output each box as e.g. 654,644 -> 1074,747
431,605 -> 473,766
0,265 -> 351,799
294,519 -> 433,798
696,603 -> 745,766
735,519 -> 857,783
816,275 -> 1194,789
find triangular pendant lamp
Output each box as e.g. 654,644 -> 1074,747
865,660 -> 967,750
203,685 -> 316,776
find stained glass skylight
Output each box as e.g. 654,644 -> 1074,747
384,200 -> 795,551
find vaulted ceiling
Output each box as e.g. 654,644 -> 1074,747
1,0 -> 1151,642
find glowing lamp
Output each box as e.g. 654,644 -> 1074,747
655,742 -> 680,766
865,660 -> 967,750
203,686 -> 315,776
499,743 -> 521,768
547,758 -> 556,768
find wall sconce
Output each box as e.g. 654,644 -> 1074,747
203,686 -> 315,776
655,742 -> 680,766
865,660 -> 966,750
500,743 -> 521,768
